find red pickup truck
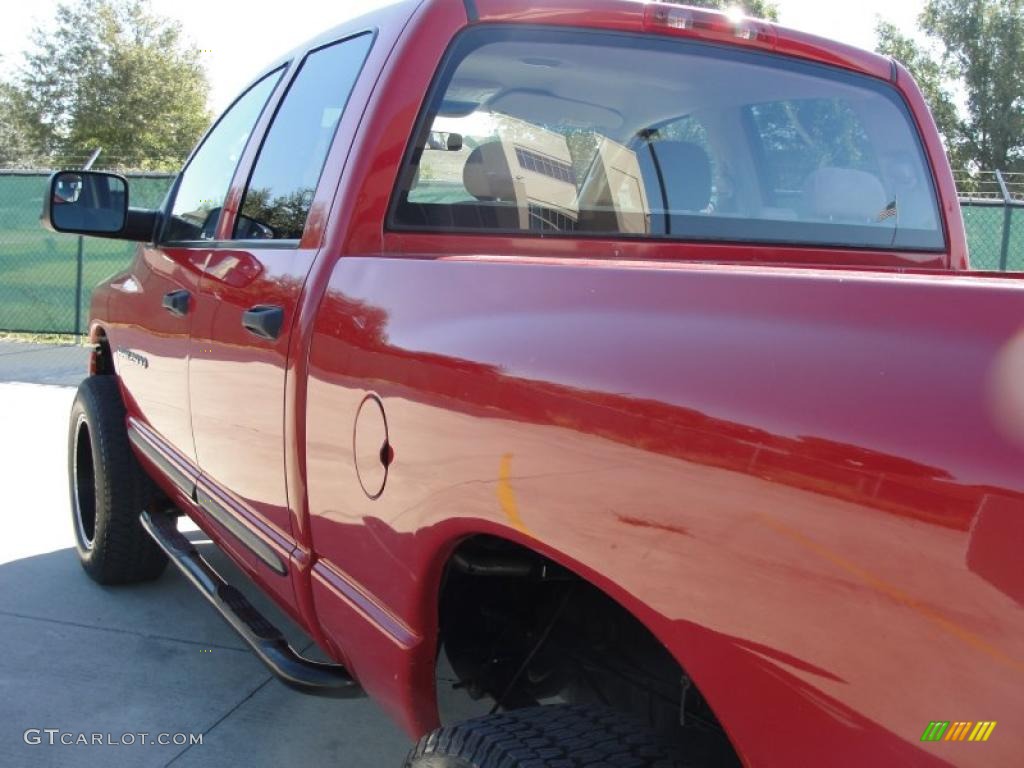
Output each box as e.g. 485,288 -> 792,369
42,1 -> 1023,765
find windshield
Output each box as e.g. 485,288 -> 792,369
391,28 -> 944,252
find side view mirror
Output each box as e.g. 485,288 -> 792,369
43,171 -> 128,234
41,170 -> 160,242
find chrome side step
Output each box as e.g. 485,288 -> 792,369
140,510 -> 362,698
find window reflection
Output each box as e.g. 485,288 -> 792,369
163,70 -> 282,243
395,29 -> 944,251
234,34 -> 373,241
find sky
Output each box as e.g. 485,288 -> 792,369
0,0 -> 927,114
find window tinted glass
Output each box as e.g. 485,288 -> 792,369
234,34 -> 373,241
392,29 -> 944,251
163,71 -> 281,243
749,100 -> 875,203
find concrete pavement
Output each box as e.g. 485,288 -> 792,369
0,343 -> 413,767
0,340 -> 91,387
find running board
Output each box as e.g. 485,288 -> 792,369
140,510 -> 362,698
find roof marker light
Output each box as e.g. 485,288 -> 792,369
643,2 -> 777,49
645,4 -> 693,31
723,5 -> 746,25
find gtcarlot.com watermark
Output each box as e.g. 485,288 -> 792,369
24,729 -> 203,747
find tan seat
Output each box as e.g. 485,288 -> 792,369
459,141 -> 521,230
802,167 -> 887,223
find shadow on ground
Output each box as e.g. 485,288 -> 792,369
0,365 -> 412,767
0,538 -> 411,768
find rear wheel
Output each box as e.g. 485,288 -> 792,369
405,705 -> 687,767
69,376 -> 167,584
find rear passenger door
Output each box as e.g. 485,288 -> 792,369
187,34 -> 373,582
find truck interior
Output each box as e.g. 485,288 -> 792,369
393,28 -> 944,252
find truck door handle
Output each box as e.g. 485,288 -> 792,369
242,305 -> 284,340
162,289 -> 191,317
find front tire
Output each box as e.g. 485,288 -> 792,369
69,376 -> 167,584
405,705 -> 686,767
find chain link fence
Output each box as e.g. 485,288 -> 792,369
955,170 -> 1024,272
0,169 -> 173,334
1,167 -> 1023,334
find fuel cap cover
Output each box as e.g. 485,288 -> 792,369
353,394 -> 391,500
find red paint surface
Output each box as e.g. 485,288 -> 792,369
304,257 -> 1024,766
86,2 -> 1022,765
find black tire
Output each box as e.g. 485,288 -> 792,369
405,705 -> 687,768
69,375 -> 167,584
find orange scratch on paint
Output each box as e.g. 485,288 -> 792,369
755,512 -> 1024,674
498,453 -> 531,536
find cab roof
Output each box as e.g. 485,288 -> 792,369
468,0 -> 895,82
252,0 -> 895,107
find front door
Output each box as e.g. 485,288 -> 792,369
122,68 -> 284,477
110,242 -> 202,470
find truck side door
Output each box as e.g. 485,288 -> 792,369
119,71 -> 283,479
187,34 -> 373,590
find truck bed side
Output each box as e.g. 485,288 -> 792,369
304,256 -> 1024,765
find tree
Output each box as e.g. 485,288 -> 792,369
876,0 -> 1024,172
239,187 -> 315,239
0,53 -> 36,167
14,0 -> 210,170
667,0 -> 780,21
0,81 -> 34,167
875,20 -> 964,164
922,0 -> 1024,171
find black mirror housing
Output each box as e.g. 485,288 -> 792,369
41,170 -> 159,242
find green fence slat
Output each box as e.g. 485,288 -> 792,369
0,171 -> 174,334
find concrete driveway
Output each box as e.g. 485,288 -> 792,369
0,342 -> 412,767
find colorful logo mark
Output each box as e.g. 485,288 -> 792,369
921,721 -> 997,742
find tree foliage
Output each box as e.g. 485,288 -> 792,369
876,0 -> 1024,171
10,0 -> 210,170
922,0 -> 1024,170
0,80 -> 35,167
875,21 -> 962,155
239,187 -> 315,240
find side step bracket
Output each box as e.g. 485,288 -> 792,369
141,510 -> 362,698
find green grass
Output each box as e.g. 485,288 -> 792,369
0,227 -> 139,333
0,332 -> 88,345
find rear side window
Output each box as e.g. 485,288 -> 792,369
233,33 -> 373,241
163,70 -> 282,243
391,28 -> 944,251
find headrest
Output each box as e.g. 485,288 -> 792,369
646,141 -> 713,212
463,141 -> 517,201
803,167 -> 887,222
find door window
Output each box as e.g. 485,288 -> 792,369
163,70 -> 282,243
233,34 -> 373,241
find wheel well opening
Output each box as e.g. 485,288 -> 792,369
436,535 -> 740,765
90,330 -> 114,375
